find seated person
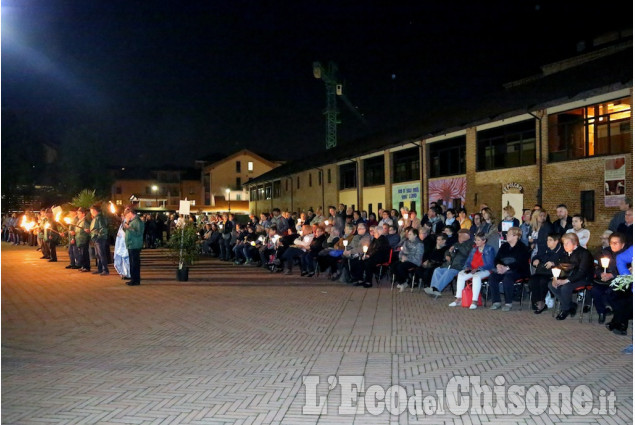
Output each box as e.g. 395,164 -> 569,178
385,224 -> 401,249
281,225 -> 314,275
322,224 -> 354,280
259,226 -> 279,268
449,232 -> 496,309
606,245 -> 633,335
348,225 -> 391,288
548,232 -> 594,320
487,227 -> 530,311
337,223 -> 372,282
530,233 -> 566,314
233,224 -> 253,264
590,232 -> 627,323
394,227 -> 425,292
442,225 -> 457,247
457,208 -> 472,231
415,233 -> 449,287
301,226 -> 328,277
444,209 -> 461,234
424,229 -> 472,297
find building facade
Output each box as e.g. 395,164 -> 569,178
246,36 -> 633,244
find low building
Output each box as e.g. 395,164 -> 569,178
246,32 -> 633,244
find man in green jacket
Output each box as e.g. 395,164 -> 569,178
90,204 -> 110,275
123,205 -> 144,286
75,207 -> 92,272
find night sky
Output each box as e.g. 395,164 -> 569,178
2,1 -> 631,167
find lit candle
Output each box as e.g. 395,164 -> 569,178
403,213 -> 408,220
600,257 -> 610,274
362,245 -> 368,254
343,240 -> 349,248
398,220 -> 404,227
551,267 -> 560,281
324,220 -> 329,226
109,202 -> 116,214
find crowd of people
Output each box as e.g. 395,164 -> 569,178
3,198 -> 633,334
2,204 -> 145,286
189,199 -> 633,332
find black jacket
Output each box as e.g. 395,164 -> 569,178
562,246 -> 594,284
495,241 -> 530,277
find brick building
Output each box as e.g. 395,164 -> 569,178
246,32 -> 633,246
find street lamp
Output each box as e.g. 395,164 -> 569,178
152,185 -> 158,207
226,188 -> 231,212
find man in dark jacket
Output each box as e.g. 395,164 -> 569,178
123,205 -> 144,286
424,229 -> 473,296
549,232 -> 594,320
552,204 -> 573,236
349,226 -> 391,288
589,232 -> 627,323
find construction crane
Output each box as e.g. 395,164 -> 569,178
313,61 -> 367,150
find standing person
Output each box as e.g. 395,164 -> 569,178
123,205 -> 144,286
90,204 -> 110,275
66,210 -> 80,269
616,208 -> 633,247
75,207 -> 91,272
45,210 -> 60,262
565,214 -> 590,248
552,204 -> 573,236
113,213 -> 130,280
38,209 -> 50,259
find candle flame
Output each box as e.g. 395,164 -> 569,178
109,202 -> 116,214
44,223 -> 51,229
601,257 -> 610,268
64,217 -> 72,224
55,211 -> 61,222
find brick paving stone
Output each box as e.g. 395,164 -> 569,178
2,243 -> 632,424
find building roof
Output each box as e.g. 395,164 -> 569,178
202,149 -> 281,170
245,43 -> 633,186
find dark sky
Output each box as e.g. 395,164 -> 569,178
2,1 -> 631,166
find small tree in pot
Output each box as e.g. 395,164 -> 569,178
165,221 -> 200,281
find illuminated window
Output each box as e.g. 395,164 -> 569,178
189,200 -> 196,206
115,200 -> 123,205
248,161 -> 254,171
548,97 -> 632,162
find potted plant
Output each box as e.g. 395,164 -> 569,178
166,222 -> 200,281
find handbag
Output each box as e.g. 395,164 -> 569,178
461,282 -> 483,307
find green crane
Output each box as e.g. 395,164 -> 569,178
313,61 -> 367,150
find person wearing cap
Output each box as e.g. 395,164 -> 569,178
123,205 -> 144,286
75,207 -> 91,272
89,204 -> 110,275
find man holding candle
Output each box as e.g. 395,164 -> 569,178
349,225 -> 391,288
45,210 -> 60,262
90,204 -> 110,275
75,207 -> 91,272
65,210 -> 80,269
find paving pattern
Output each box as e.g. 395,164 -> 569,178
2,243 -> 632,424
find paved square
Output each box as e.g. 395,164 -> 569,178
2,243 -> 632,424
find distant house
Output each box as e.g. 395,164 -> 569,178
198,149 -> 282,212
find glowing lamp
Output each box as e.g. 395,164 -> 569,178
601,257 -> 610,273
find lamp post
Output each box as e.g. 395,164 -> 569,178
152,185 -> 158,208
226,188 -> 231,213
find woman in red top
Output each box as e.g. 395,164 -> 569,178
449,233 -> 496,309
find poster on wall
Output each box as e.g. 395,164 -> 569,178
604,156 -> 626,207
392,183 -> 421,216
428,177 -> 467,209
